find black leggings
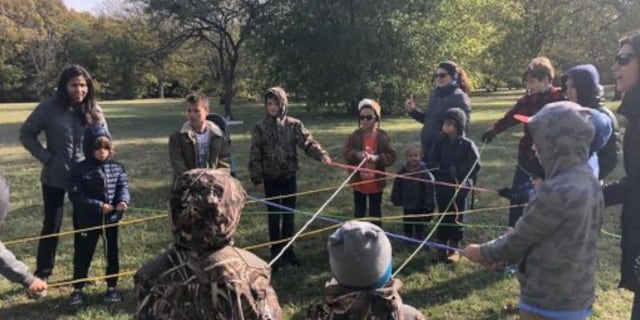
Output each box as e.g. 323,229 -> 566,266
354,191 -> 382,226
264,178 -> 297,258
35,185 -> 66,278
632,292 -> 640,320
72,225 -> 119,289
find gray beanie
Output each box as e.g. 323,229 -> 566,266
328,221 -> 392,289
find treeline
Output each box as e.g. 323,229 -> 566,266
0,0 -> 637,115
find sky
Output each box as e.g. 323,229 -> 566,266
63,0 -> 102,14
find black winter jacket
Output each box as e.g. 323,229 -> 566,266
68,126 -> 129,228
603,88 -> 640,292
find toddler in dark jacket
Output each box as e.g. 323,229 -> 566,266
391,145 -> 436,240
68,125 -> 129,307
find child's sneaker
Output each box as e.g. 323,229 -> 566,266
104,287 -> 122,303
68,289 -> 85,308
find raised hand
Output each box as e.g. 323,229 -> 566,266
405,93 -> 416,112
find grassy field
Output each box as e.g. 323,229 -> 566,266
0,90 -> 633,319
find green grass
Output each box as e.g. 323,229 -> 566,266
0,91 -> 633,319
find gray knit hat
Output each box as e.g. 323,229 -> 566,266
328,221 -> 392,289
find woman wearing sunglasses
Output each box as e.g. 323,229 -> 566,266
405,61 -> 472,161
603,32 -> 640,320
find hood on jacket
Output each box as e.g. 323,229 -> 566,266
178,120 -> 224,137
265,87 -> 288,119
439,108 -> 467,135
588,108 -> 612,154
169,169 -> 247,251
82,124 -> 111,159
525,101 -> 595,178
0,171 -> 9,227
562,64 -> 603,108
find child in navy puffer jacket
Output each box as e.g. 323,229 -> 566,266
68,125 -> 129,307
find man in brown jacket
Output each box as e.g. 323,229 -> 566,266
134,169 -> 281,320
169,92 -> 230,178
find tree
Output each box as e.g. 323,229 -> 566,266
140,0 -> 265,119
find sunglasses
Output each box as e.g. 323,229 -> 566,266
359,115 -> 376,121
433,72 -> 449,79
616,53 -> 635,66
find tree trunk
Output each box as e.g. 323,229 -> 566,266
222,82 -> 234,119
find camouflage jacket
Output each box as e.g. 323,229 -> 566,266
481,102 -> 604,310
248,116 -> 327,185
305,279 -> 425,320
134,246 -> 282,320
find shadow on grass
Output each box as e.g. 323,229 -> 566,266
404,267 -> 508,309
0,286 -> 137,320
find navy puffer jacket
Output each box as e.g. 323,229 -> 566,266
68,125 -> 130,228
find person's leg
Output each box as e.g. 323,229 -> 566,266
72,230 -> 100,290
403,209 -> 415,238
449,191 -> 468,248
435,192 -> 453,262
36,185 -> 66,278
280,177 -> 300,265
632,292 -> 640,320
353,191 -> 367,219
509,165 -> 530,227
414,207 -> 431,240
264,180 -> 284,259
368,192 -> 383,227
519,310 -> 550,320
103,226 -> 119,288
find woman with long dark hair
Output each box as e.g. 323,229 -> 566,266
20,65 -> 106,289
604,32 -> 640,319
405,60 -> 472,160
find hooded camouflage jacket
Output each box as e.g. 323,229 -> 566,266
134,246 -> 281,320
481,102 -> 604,311
135,169 -> 281,319
249,87 -> 328,185
305,279 -> 425,320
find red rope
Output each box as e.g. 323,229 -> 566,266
328,161 -> 493,193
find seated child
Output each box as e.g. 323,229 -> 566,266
391,145 -> 436,240
134,169 -> 281,319
306,221 -> 425,320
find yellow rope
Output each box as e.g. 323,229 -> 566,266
4,214 -> 169,246
48,223 -> 342,288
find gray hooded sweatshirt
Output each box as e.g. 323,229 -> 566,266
480,101 -> 604,311
0,171 -> 36,287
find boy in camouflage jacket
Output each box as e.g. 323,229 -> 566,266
134,169 -> 281,320
248,87 -> 331,267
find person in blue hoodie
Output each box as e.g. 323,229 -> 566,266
68,125 -> 130,307
562,64 -> 621,180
